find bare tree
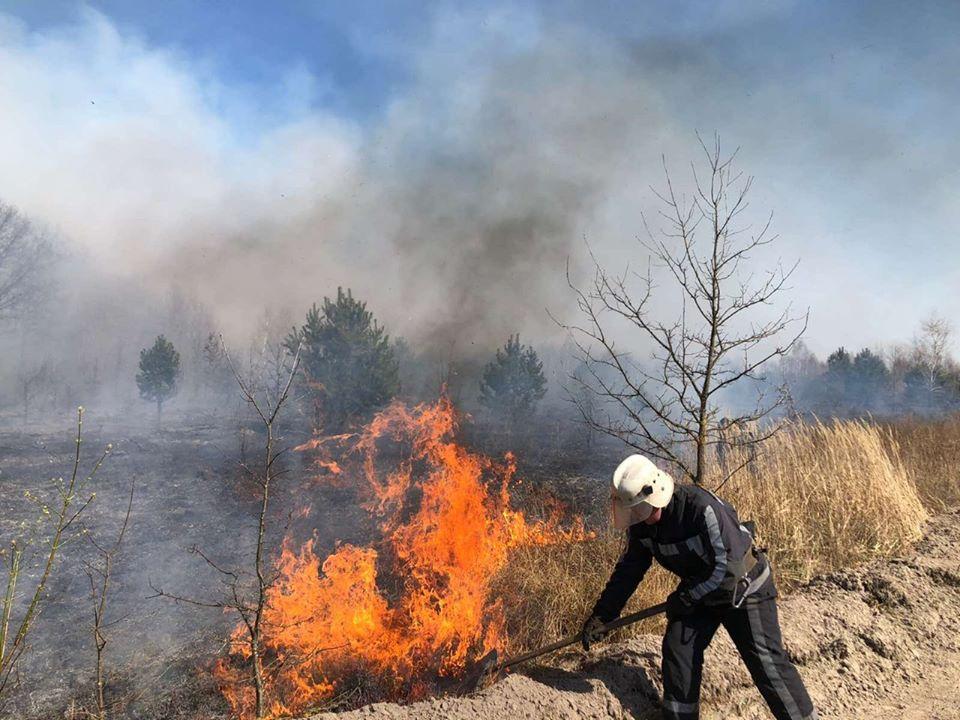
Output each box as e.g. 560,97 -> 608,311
0,199 -> 52,321
17,360 -> 51,422
82,481 -> 135,720
912,314 -> 954,393
202,331 -> 236,402
150,338 -> 301,719
561,135 -> 807,486
1,408 -> 108,704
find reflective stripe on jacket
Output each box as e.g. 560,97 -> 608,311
592,484 -> 771,622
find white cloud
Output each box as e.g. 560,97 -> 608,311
0,4 -> 956,357
0,8 -> 359,276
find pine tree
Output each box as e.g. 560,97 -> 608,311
826,347 -> 853,375
479,334 -> 547,429
285,288 -> 399,431
136,335 -> 181,421
851,348 -> 889,411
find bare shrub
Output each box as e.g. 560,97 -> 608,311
1,408 -> 109,706
82,481 -> 135,720
149,338 -> 302,720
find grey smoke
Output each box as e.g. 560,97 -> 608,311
0,3 -> 958,362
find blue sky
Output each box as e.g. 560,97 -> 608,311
1,1 -> 959,353
11,1 -> 939,124
5,0 -> 429,121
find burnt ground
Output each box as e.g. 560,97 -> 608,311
0,407 -> 610,720
0,409 -> 376,720
310,509 -> 960,720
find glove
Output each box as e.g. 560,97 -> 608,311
580,614 -> 608,651
666,589 -> 695,618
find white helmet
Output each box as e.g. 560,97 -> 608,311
611,454 -> 675,529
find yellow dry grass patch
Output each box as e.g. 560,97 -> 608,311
887,414 -> 960,511
719,419 -> 927,586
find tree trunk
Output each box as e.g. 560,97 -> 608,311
252,423 -> 273,718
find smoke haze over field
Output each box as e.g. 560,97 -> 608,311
1,2 -> 959,356
3,6 -> 960,716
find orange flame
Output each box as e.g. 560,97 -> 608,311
214,397 -> 588,718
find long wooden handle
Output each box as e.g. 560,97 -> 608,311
602,601 -> 668,632
498,602 -> 668,671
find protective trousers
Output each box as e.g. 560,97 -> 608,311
660,595 -> 817,720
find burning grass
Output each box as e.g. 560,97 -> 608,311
212,397 -> 589,719
493,418 -> 929,657
211,413 -> 940,718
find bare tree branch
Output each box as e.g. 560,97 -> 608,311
558,135 -> 807,485
83,480 -> 135,720
153,338 -> 303,719
0,200 -> 54,321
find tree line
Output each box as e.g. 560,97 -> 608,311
134,287 -> 549,434
780,316 -> 960,417
9,135 -> 959,479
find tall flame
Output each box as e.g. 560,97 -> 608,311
213,397 -> 587,718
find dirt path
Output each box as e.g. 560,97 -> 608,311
310,508 -> 960,719
856,646 -> 960,720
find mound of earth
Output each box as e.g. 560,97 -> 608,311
309,508 -> 960,719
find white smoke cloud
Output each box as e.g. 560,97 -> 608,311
0,9 -> 359,332
0,6 -> 679,349
0,4 -> 957,359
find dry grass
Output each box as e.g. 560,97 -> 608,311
715,419 -> 927,587
495,418 -> 931,653
491,530 -> 676,653
885,414 -> 960,511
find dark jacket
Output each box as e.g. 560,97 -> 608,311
592,484 -> 772,622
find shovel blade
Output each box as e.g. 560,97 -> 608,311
459,649 -> 501,695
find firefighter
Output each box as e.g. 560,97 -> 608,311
581,454 -> 818,720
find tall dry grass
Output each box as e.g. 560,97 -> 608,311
885,414 -> 960,511
490,530 -> 677,653
495,418 -> 929,653
712,419 -> 926,586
